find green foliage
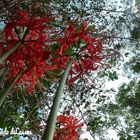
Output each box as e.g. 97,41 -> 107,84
0,77 -> 56,139
119,136 -> 126,140
0,0 -> 140,139
88,116 -> 104,133
51,43 -> 60,52
99,70 -> 118,81
117,80 -> 140,116
131,62 -> 140,73
88,80 -> 140,139
124,54 -> 140,75
130,27 -> 140,39
64,47 -> 73,56
136,0 -> 140,4
12,135 -> 18,140
108,71 -> 118,81
119,135 -> 133,140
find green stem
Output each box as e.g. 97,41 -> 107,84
42,61 -> 73,140
0,68 -> 8,87
0,42 -> 21,64
0,66 -> 27,107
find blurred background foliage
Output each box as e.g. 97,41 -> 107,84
0,0 -> 140,140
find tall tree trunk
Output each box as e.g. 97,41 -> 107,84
42,61 -> 72,140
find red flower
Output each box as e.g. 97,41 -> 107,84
0,9 -> 106,92
0,10 -> 56,93
54,115 -> 83,140
52,21 -> 105,84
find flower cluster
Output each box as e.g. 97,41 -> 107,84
53,21 -> 104,84
0,9 -> 105,93
54,115 -> 83,140
0,10 -> 56,93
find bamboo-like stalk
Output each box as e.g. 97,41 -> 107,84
0,68 -> 8,88
0,66 -> 27,107
0,42 -> 21,64
42,60 -> 73,140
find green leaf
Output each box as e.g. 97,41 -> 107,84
76,23 -> 83,32
51,43 -> 60,51
12,135 -> 18,140
127,135 -> 132,140
119,136 -> 126,140
80,92 -> 84,100
64,47 -> 73,56
136,0 -> 140,4
108,71 -> 118,81
41,0 -> 50,3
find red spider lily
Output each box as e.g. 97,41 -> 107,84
54,115 -> 83,140
0,10 -> 56,93
52,21 -> 105,84
0,9 -> 106,92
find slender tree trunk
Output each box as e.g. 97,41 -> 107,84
42,61 -> 72,140
0,42 -> 21,64
0,66 -> 27,107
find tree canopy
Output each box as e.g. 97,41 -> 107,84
0,0 -> 140,140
